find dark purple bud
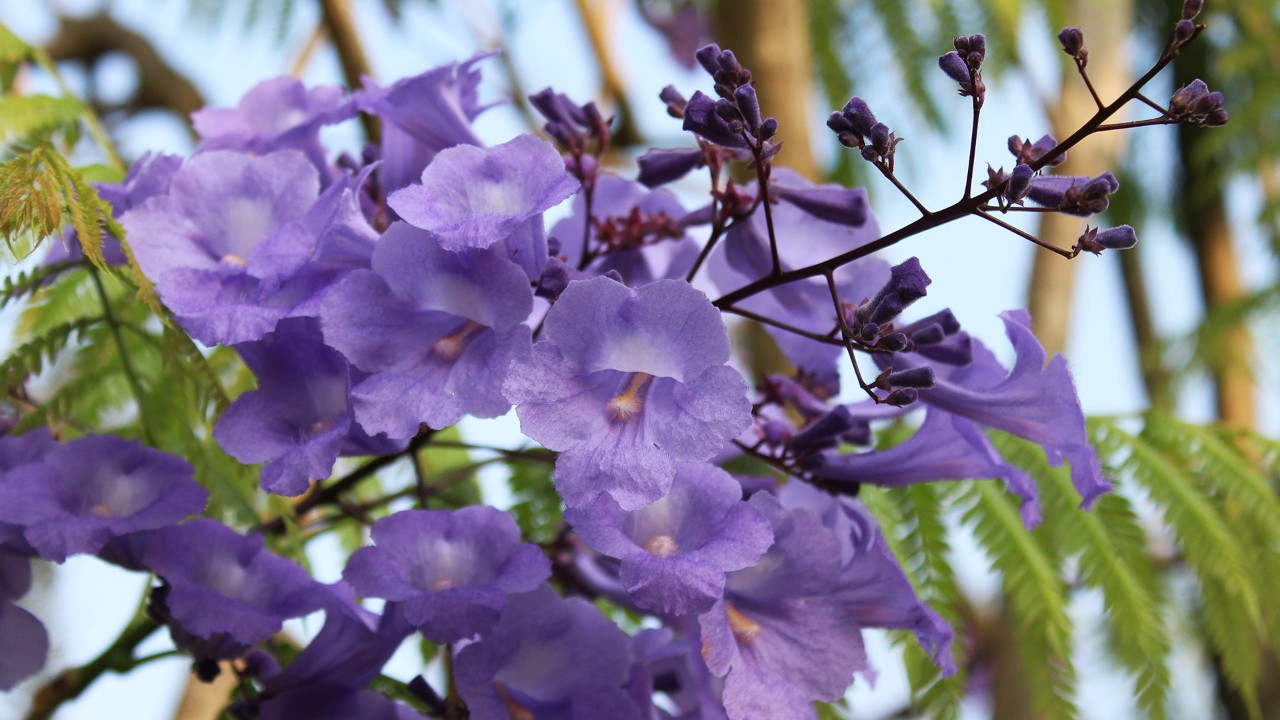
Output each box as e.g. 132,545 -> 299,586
938,51 -> 971,84
1182,0 -> 1203,20
876,333 -> 912,353
885,388 -> 918,407
1169,79 -> 1209,116
860,146 -> 879,162
860,257 -> 931,325
537,257 -> 585,301
953,35 -> 969,53
718,49 -> 742,76
1206,107 -> 1229,126
1027,172 -> 1118,216
967,50 -> 985,70
887,366 -> 935,389
827,111 -> 853,135
636,148 -> 703,188
659,85 -> 688,118
1058,27 -> 1086,59
529,88 -> 574,125
695,44 -> 723,75
860,322 -> 880,342
1005,163 -> 1033,202
545,235 -> 562,257
968,34 -> 986,58
771,182 -> 869,227
760,117 -> 779,140
733,85 -> 763,134
1095,224 -> 1137,249
682,91 -> 749,148
869,123 -> 892,155
841,97 -> 877,137
791,406 -> 858,453
1173,19 -> 1196,46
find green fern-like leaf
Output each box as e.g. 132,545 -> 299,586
0,260 -> 82,308
0,315 -> 103,384
1093,418 -> 1264,717
997,432 -> 1171,719
964,480 -> 1078,718
863,482 -> 967,719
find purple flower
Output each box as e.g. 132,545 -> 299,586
454,584 -> 642,720
887,310 -> 1110,507
388,135 -> 579,280
778,482 -> 954,672
682,91 -> 749,149
356,55 -> 492,194
698,492 -> 866,720
138,518 -> 327,647
342,507 -> 549,643
504,276 -> 751,510
192,76 -> 354,183
0,600 -> 47,691
807,410 -> 1041,526
550,174 -> 699,286
260,583 -> 412,696
0,435 -> 208,563
214,318 -> 361,496
123,150 -> 321,344
319,221 -> 533,438
565,463 -> 774,616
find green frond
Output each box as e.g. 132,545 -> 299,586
864,482 -> 967,719
1093,418 -> 1265,716
508,458 -> 562,544
0,260 -> 82,309
867,0 -> 946,130
964,481 -> 1078,718
0,315 -> 104,385
996,432 -> 1171,719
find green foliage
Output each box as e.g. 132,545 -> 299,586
0,145 -> 114,264
0,95 -> 84,148
1093,417 -> 1268,718
965,481 -> 1079,717
507,456 -> 562,545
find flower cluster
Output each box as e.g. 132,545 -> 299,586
3,6 -> 1227,718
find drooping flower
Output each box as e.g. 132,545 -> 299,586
138,518 -> 328,649
883,310 -> 1110,507
0,546 -> 46,691
504,276 -> 751,510
214,317 -> 372,496
454,584 -> 642,720
698,492 -> 865,720
342,507 -> 549,643
318,221 -> 533,439
565,462 -> 773,616
0,435 -> 208,563
356,55 -> 492,194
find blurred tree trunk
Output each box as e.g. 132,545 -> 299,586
713,0 -> 817,377
1007,4 -> 1132,720
1024,0 -> 1133,357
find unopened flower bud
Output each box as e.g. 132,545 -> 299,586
885,388 -> 919,407
1095,224 -> 1137,249
759,117 -> 779,140
938,51 -> 971,84
1182,0 -> 1203,20
888,366 -> 935,389
733,85 -> 762,134
1057,27 -> 1087,65
1005,163 -> 1033,202
1172,19 -> 1196,47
